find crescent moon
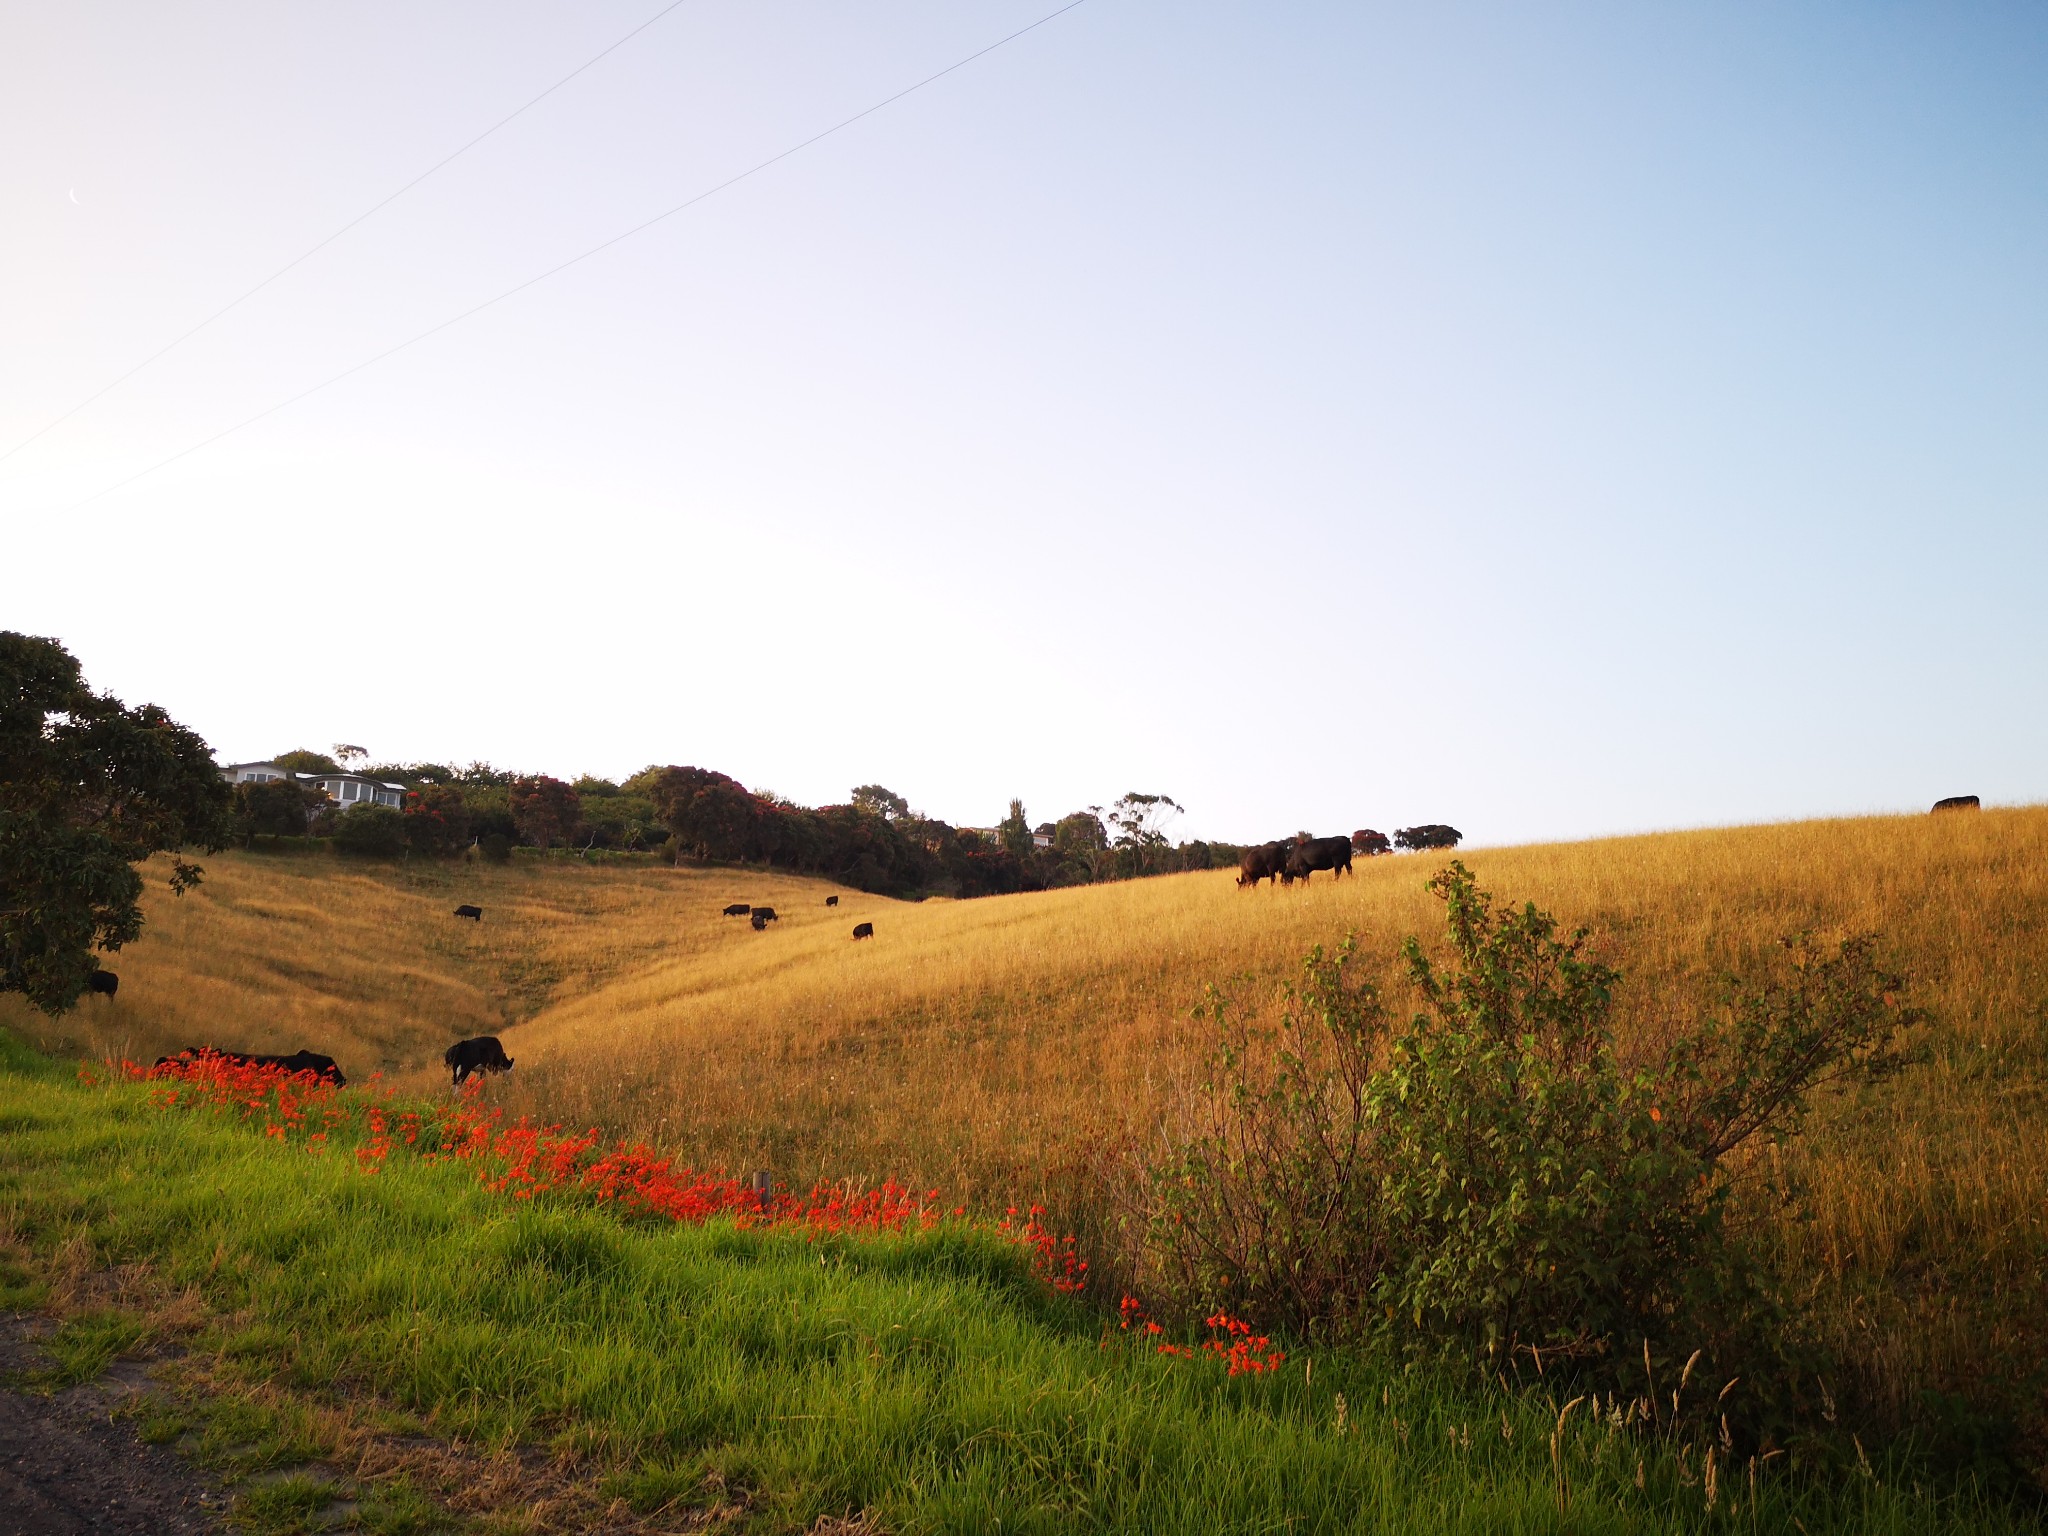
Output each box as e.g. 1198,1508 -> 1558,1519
69,188 -> 80,204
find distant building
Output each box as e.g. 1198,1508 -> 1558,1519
305,772 -> 406,809
217,762 -> 405,809
1033,823 -> 1055,849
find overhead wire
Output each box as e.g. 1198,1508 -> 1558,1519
0,0 -> 698,468
59,0 -> 1091,514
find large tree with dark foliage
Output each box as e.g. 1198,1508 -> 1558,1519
509,775 -> 581,849
1395,824 -> 1463,852
233,775 -> 324,840
1,633 -> 234,1014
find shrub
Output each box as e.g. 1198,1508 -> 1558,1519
1144,863 -> 1921,1388
332,804 -> 407,858
233,777 -> 322,841
402,784 -> 471,856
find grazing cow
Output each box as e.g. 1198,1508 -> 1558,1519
154,1047 -> 346,1086
825,895 -> 839,907
1351,829 -> 1392,858
443,1035 -> 514,1086
753,907 -> 779,923
722,903 -> 752,917
1933,795 -> 1980,813
1236,842 -> 1289,890
86,970 -> 119,998
1284,836 -> 1355,885
852,922 -> 874,940
453,904 -> 483,921
751,912 -> 768,931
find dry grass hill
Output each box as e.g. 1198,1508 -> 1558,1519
7,805 -> 2046,1456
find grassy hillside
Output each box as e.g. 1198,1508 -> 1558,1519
0,1035 -> 2028,1534
6,807 -> 2047,1466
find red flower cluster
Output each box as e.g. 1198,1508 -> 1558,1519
131,1054 -> 948,1238
130,1050 -> 348,1149
1201,1311 -> 1287,1375
1114,1297 -> 1287,1375
998,1205 -> 1089,1294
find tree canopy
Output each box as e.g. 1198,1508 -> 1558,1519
1,632 -> 234,1014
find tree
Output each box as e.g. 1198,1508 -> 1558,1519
273,748 -> 342,775
510,775 -> 581,849
1054,809 -> 1112,883
233,776 -> 323,840
333,802 -> 406,857
1107,792 -> 1184,878
402,784 -> 472,855
998,798 -> 1033,861
643,766 -> 762,862
1351,829 -> 1392,858
850,784 -> 910,821
333,743 -> 368,767
1,632 -> 235,1014
1395,824 -> 1462,852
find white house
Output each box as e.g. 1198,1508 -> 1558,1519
218,762 -> 405,809
305,772 -> 406,809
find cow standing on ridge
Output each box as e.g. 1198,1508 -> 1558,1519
1284,836 -> 1354,885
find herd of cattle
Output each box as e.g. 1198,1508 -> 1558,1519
120,891 -> 876,1095
721,897 -> 873,939
145,1034 -> 515,1089
1236,825 -> 1465,889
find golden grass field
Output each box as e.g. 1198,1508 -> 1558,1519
7,806 -> 2046,1454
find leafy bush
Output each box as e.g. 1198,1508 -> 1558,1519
1145,864 -> 1920,1386
232,777 -> 321,840
402,784 -> 471,856
332,804 -> 406,858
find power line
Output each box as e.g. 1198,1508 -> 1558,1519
61,0 -> 1091,514
0,0 -> 697,469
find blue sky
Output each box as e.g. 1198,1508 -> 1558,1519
3,2 -> 2042,844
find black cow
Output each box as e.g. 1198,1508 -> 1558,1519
852,922 -> 874,940
154,1048 -> 346,1086
750,912 -> 768,931
1284,836 -> 1355,885
1236,842 -> 1289,890
444,1035 -> 514,1086
825,895 -> 839,907
86,970 -> 119,997
453,904 -> 483,921
723,903 -> 752,917
1933,795 -> 1980,813
753,907 -> 779,923
1351,829 -> 1392,858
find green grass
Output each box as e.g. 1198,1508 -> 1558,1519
0,1035 -> 2032,1534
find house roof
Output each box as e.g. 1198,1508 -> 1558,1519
303,771 -> 408,790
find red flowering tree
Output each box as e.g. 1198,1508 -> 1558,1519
509,775 -> 581,850
403,784 -> 472,856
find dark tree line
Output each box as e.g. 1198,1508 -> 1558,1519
634,768 -> 1237,899
235,748 -> 1239,900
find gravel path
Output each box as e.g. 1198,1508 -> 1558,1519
0,1316 -> 229,1536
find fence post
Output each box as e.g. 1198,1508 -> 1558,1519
751,1169 -> 772,1212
